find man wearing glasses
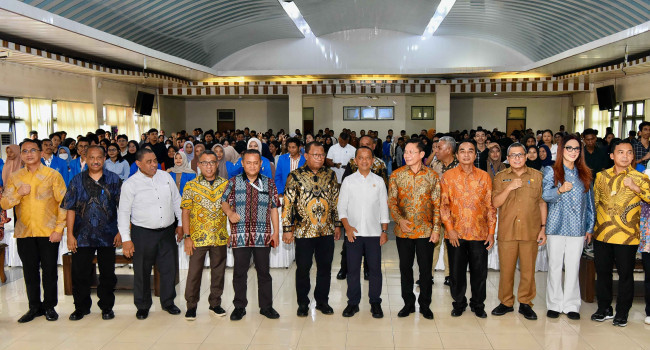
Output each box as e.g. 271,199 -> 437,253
283,141 -> 342,317
1,139 -> 67,323
491,142 -> 547,321
180,150 -> 230,320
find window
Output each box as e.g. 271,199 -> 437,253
343,106 -> 394,120
621,100 -> 645,136
609,104 -> 621,137
574,106 -> 585,132
411,106 -> 434,120
506,107 -> 526,136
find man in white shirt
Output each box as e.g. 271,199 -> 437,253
326,132 -> 356,183
338,146 -> 389,319
118,148 -> 183,320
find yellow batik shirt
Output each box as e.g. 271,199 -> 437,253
180,175 -> 229,247
1,164 -> 67,238
594,166 -> 650,245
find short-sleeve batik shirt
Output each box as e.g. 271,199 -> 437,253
180,175 -> 229,247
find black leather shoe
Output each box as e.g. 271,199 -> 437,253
68,309 -> 89,321
491,303 -> 514,316
420,307 -> 434,320
17,308 -> 44,323
342,304 -> 359,317
546,310 -> 560,319
297,304 -> 309,317
163,304 -> 181,315
315,303 -> 334,315
230,307 -> 246,321
566,312 -> 580,320
260,307 -> 280,319
363,270 -> 369,281
370,303 -> 383,319
102,309 -> 115,320
519,304 -> 537,320
336,270 -> 346,280
473,308 -> 487,318
136,309 -> 149,320
451,307 -> 465,317
44,308 -> 58,321
444,276 -> 451,286
398,304 -> 415,318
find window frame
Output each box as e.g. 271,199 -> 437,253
343,106 -> 394,121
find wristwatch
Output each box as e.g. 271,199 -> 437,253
183,234 -> 191,239
381,229 -> 388,234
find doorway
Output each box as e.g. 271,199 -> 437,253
217,109 -> 235,132
303,107 -> 314,135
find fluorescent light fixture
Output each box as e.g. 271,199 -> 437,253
422,0 -> 456,37
279,0 -> 314,38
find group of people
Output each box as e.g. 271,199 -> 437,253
2,122 -> 650,330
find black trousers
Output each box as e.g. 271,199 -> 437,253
131,224 -> 177,310
594,240 -> 637,317
395,237 -> 434,307
446,239 -> 488,310
339,234 -> 369,274
16,237 -> 60,310
295,235 -> 334,306
642,252 -> 650,316
346,236 -> 382,305
72,246 -> 117,312
233,247 -> 273,309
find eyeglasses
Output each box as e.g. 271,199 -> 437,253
565,146 -> 581,153
199,161 -> 217,166
404,151 -> 421,155
77,145 -> 89,149
508,153 -> 525,159
21,149 -> 40,154
308,153 -> 325,159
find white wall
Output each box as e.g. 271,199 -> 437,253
159,96 -> 186,134
185,98 -> 274,132
267,99 -> 289,132
450,98 -> 474,131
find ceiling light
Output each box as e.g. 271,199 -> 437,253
422,0 -> 456,37
278,0 -> 314,38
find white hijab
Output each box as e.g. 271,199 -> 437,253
247,137 -> 262,152
183,141 -> 195,162
167,151 -> 195,174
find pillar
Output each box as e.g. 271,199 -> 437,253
435,85 -> 451,133
288,86 -> 303,134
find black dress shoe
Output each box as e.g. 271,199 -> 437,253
44,308 -> 58,321
491,303 -> 514,316
420,307 -> 434,320
370,303 -> 384,319
260,307 -> 280,319
546,310 -> 560,319
398,304 -> 415,318
566,312 -> 580,320
518,304 -> 537,320
336,270 -> 346,280
102,309 -> 115,320
451,307 -> 465,317
230,307 -> 246,321
17,308 -> 44,323
342,304 -> 359,317
444,276 -> 451,286
136,309 -> 149,320
315,303 -> 334,315
363,270 -> 369,281
68,309 -> 89,321
297,304 -> 309,317
473,308 -> 487,318
163,304 -> 181,315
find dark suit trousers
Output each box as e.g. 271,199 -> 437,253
594,240 -> 637,317
232,247 -> 272,309
295,235 -> 334,306
395,237 -> 434,308
16,237 -> 60,310
346,236 -> 382,305
446,239 -> 488,310
131,224 -> 177,310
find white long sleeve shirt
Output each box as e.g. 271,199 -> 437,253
337,170 -> 390,237
118,169 -> 182,242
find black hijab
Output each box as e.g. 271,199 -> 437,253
525,145 -> 542,170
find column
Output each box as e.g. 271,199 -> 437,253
436,85 -> 451,133
92,77 -> 103,128
288,86 -> 303,133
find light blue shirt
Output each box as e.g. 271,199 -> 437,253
542,165 -> 595,236
104,159 -> 130,181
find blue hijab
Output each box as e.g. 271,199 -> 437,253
538,144 -> 554,167
57,146 -> 72,167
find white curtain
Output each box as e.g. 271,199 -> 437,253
136,108 -> 160,137
20,98 -> 52,137
56,101 -> 96,137
105,105 -> 137,140
591,106 -> 609,136
574,106 -> 585,133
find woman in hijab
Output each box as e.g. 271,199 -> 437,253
183,141 -> 195,163
166,151 -> 196,196
57,146 -> 72,168
191,143 -> 206,173
228,138 -> 273,178
123,140 -> 139,166
538,144 -> 554,168
487,143 -> 506,180
526,145 -> 542,170
2,144 -> 21,188
63,138 -> 77,158
211,144 -> 229,179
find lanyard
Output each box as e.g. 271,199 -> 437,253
246,177 -> 263,192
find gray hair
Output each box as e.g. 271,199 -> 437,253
507,142 -> 526,155
438,136 -> 456,152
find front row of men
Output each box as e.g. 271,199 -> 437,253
3,138 -> 648,327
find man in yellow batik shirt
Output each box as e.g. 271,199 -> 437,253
1,139 -> 66,323
591,140 -> 650,327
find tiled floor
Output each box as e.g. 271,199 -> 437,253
1,239 -> 650,350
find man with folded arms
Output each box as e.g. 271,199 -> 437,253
61,146 -> 122,321
118,147 -> 184,320
338,146 -> 389,318
222,149 -> 281,321
440,140 -> 496,318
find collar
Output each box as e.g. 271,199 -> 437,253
42,154 -> 54,162
505,165 -> 530,175
608,165 -> 635,176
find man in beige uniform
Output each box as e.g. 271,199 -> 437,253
491,142 -> 547,321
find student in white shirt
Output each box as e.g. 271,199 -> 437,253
118,148 -> 183,320
326,132 -> 356,183
337,146 -> 390,319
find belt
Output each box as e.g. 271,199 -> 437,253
132,223 -> 175,232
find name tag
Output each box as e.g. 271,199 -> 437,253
502,179 -> 512,182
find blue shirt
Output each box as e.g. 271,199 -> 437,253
104,158 -> 130,180
42,155 -> 70,186
542,165 -> 595,236
60,170 -> 122,247
69,157 -> 88,180
228,157 -> 273,179
168,171 -> 196,196
274,153 -> 305,194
